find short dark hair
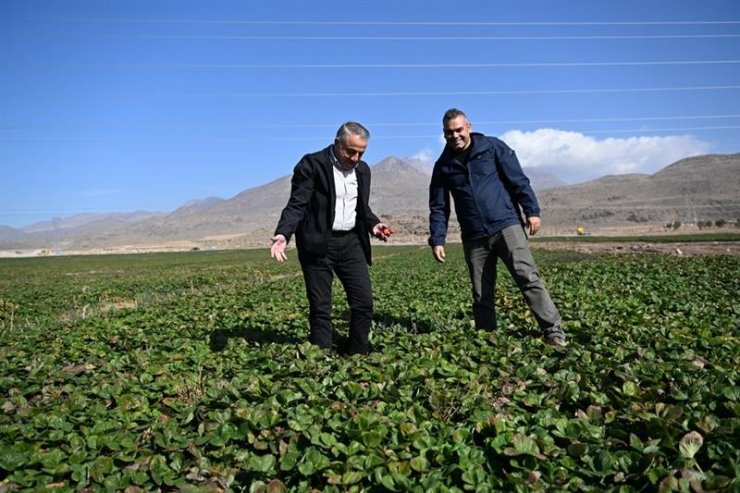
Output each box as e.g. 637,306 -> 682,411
336,121 -> 370,141
442,108 -> 467,125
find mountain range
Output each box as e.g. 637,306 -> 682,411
1,153 -> 738,254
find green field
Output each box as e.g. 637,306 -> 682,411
1,245 -> 738,492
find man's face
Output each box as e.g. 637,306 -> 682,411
335,133 -> 368,170
443,115 -> 472,152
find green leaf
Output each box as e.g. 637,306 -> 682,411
375,468 -> 397,491
341,470 -> 363,485
90,456 -> 114,483
247,453 -> 276,473
318,432 -> 337,448
696,414 -> 720,434
722,386 -> 739,401
399,422 -> 417,436
363,452 -> 385,471
361,432 -> 382,449
298,447 -> 329,476
462,464 -> 487,486
103,473 -> 124,491
503,433 -> 542,457
567,442 -> 588,458
280,449 -> 301,472
0,443 -> 36,470
40,448 -> 67,471
409,455 -> 429,472
621,381 -> 638,397
149,454 -> 174,485
347,441 -> 365,456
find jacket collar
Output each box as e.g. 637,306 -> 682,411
321,145 -> 367,175
440,132 -> 490,164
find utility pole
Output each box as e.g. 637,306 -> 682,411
683,195 -> 698,225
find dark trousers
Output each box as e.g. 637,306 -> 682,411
298,231 -> 373,354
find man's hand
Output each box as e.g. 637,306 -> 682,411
527,216 -> 541,236
372,223 -> 392,242
432,245 -> 446,263
270,234 -> 288,262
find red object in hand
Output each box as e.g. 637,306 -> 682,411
381,226 -> 396,236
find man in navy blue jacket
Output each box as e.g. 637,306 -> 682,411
271,122 -> 391,355
428,108 -> 566,346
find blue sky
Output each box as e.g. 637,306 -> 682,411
2,0 -> 739,228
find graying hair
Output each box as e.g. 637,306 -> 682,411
336,121 -> 370,141
442,108 -> 468,125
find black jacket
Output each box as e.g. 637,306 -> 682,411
274,145 -> 380,265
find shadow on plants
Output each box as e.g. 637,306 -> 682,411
373,310 -> 437,334
209,327 -> 300,351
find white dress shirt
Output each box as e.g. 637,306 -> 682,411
330,148 -> 358,231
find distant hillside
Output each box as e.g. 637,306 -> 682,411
537,154 -> 740,227
368,157 -> 431,214
21,211 -> 163,234
0,226 -> 27,242
528,171 -> 567,191
1,153 -> 737,253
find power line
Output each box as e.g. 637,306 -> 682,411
5,84 -> 739,99
48,18 -> 740,26
480,114 -> 740,126
567,125 -> 740,134
54,60 -> 740,69
367,126 -> 740,139
0,208 -> 148,215
1,125 -> 739,144
41,33 -> 740,41
3,113 -> 740,130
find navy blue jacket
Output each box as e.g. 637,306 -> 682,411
274,145 -> 380,265
428,133 -> 540,246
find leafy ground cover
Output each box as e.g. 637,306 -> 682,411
1,245 -> 738,492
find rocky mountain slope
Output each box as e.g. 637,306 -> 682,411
537,154 -> 740,227
1,153 -> 737,253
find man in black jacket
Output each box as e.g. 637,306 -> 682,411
429,108 -> 566,346
271,122 -> 390,355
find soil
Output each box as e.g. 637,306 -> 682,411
2,236 -> 738,258
532,240 -> 740,257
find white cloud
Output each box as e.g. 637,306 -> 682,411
499,128 -> 712,183
412,149 -> 434,163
